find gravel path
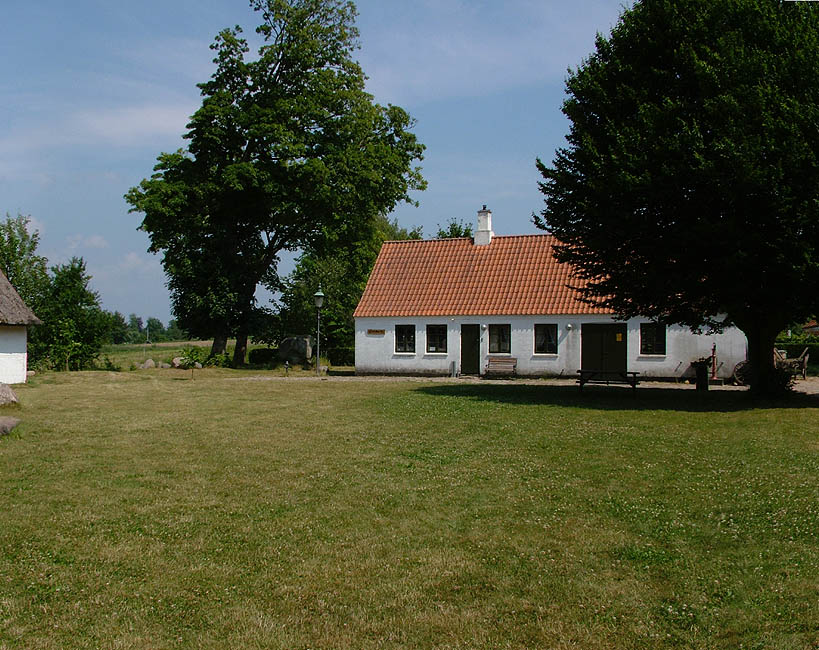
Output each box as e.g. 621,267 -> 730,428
231,374 -> 819,395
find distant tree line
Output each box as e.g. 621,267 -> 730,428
0,213 -> 186,370
105,312 -> 187,345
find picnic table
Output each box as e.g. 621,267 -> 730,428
577,369 -> 640,392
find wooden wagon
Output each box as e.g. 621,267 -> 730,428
732,347 -> 809,385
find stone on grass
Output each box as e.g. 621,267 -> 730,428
171,356 -> 183,368
143,359 -> 156,369
0,384 -> 18,406
278,336 -> 313,364
159,362 -> 171,369
194,362 -> 203,369
0,416 -> 20,436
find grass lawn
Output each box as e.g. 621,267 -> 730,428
1,371 -> 817,648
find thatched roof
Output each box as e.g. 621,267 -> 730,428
0,271 -> 41,326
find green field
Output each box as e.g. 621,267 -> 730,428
1,370 -> 817,648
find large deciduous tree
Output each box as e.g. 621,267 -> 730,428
536,0 -> 819,395
126,0 -> 425,366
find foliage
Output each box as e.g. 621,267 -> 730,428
435,217 -> 473,239
102,311 -> 129,344
273,214 -> 422,355
248,346 -> 277,366
536,0 -> 819,396
0,213 -> 49,312
28,258 -> 109,370
178,345 -> 207,370
125,0 -> 426,367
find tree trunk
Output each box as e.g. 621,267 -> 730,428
744,322 -> 780,397
210,334 -> 227,357
233,332 -> 248,367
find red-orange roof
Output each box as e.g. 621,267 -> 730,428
354,234 -> 612,317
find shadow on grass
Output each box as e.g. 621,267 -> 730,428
413,382 -> 819,413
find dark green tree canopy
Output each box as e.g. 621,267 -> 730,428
0,213 -> 49,311
436,218 -> 473,239
126,0 -> 425,364
536,0 -> 819,393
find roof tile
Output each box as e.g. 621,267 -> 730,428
354,235 -> 611,317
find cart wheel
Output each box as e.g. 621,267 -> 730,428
733,360 -> 750,386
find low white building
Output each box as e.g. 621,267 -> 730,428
0,271 -> 41,383
354,207 -> 747,379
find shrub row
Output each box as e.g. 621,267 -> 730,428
775,341 -> 819,361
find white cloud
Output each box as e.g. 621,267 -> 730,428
72,104 -> 195,146
67,234 -> 109,251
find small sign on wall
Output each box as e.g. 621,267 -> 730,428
367,329 -> 386,336
616,333 -> 623,342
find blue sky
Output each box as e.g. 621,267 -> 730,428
2,0 -> 628,325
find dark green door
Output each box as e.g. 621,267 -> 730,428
460,324 -> 480,375
581,324 -> 627,372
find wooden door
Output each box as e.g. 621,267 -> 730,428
460,324 -> 480,375
581,324 -> 627,372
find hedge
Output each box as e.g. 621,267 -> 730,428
775,341 -> 819,361
248,347 -> 278,365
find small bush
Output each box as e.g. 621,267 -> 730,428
327,347 -> 354,366
179,346 -> 206,369
101,355 -> 121,372
206,352 -> 231,368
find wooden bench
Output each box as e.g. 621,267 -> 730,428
485,356 -> 517,377
577,369 -> 640,391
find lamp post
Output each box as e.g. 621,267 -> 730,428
314,286 -> 325,376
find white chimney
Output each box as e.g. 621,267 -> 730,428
475,204 -> 494,246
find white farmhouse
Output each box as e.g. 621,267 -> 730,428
0,271 -> 41,383
354,207 -> 747,379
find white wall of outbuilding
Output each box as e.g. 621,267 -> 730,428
0,326 -> 30,384
354,314 -> 747,379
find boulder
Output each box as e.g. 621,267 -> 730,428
194,362 -> 203,369
278,336 -> 313,364
0,417 -> 20,436
171,356 -> 184,368
0,384 -> 18,406
143,359 -> 156,369
159,363 -> 171,369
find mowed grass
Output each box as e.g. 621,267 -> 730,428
1,372 -> 817,649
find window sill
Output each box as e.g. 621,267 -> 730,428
532,353 -> 559,358
637,354 -> 667,359
393,352 -> 416,356
424,352 -> 449,356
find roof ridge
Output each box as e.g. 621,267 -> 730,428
382,233 -> 552,244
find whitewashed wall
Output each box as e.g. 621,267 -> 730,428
355,315 -> 747,379
0,326 -> 29,384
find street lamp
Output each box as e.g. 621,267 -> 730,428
314,286 -> 325,376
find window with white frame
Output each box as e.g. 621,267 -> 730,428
534,323 -> 558,354
489,324 -> 511,353
395,324 -> 415,353
640,322 -> 666,355
426,324 -> 447,353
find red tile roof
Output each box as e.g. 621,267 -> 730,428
354,234 -> 612,317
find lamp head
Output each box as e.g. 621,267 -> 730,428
313,286 -> 325,309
